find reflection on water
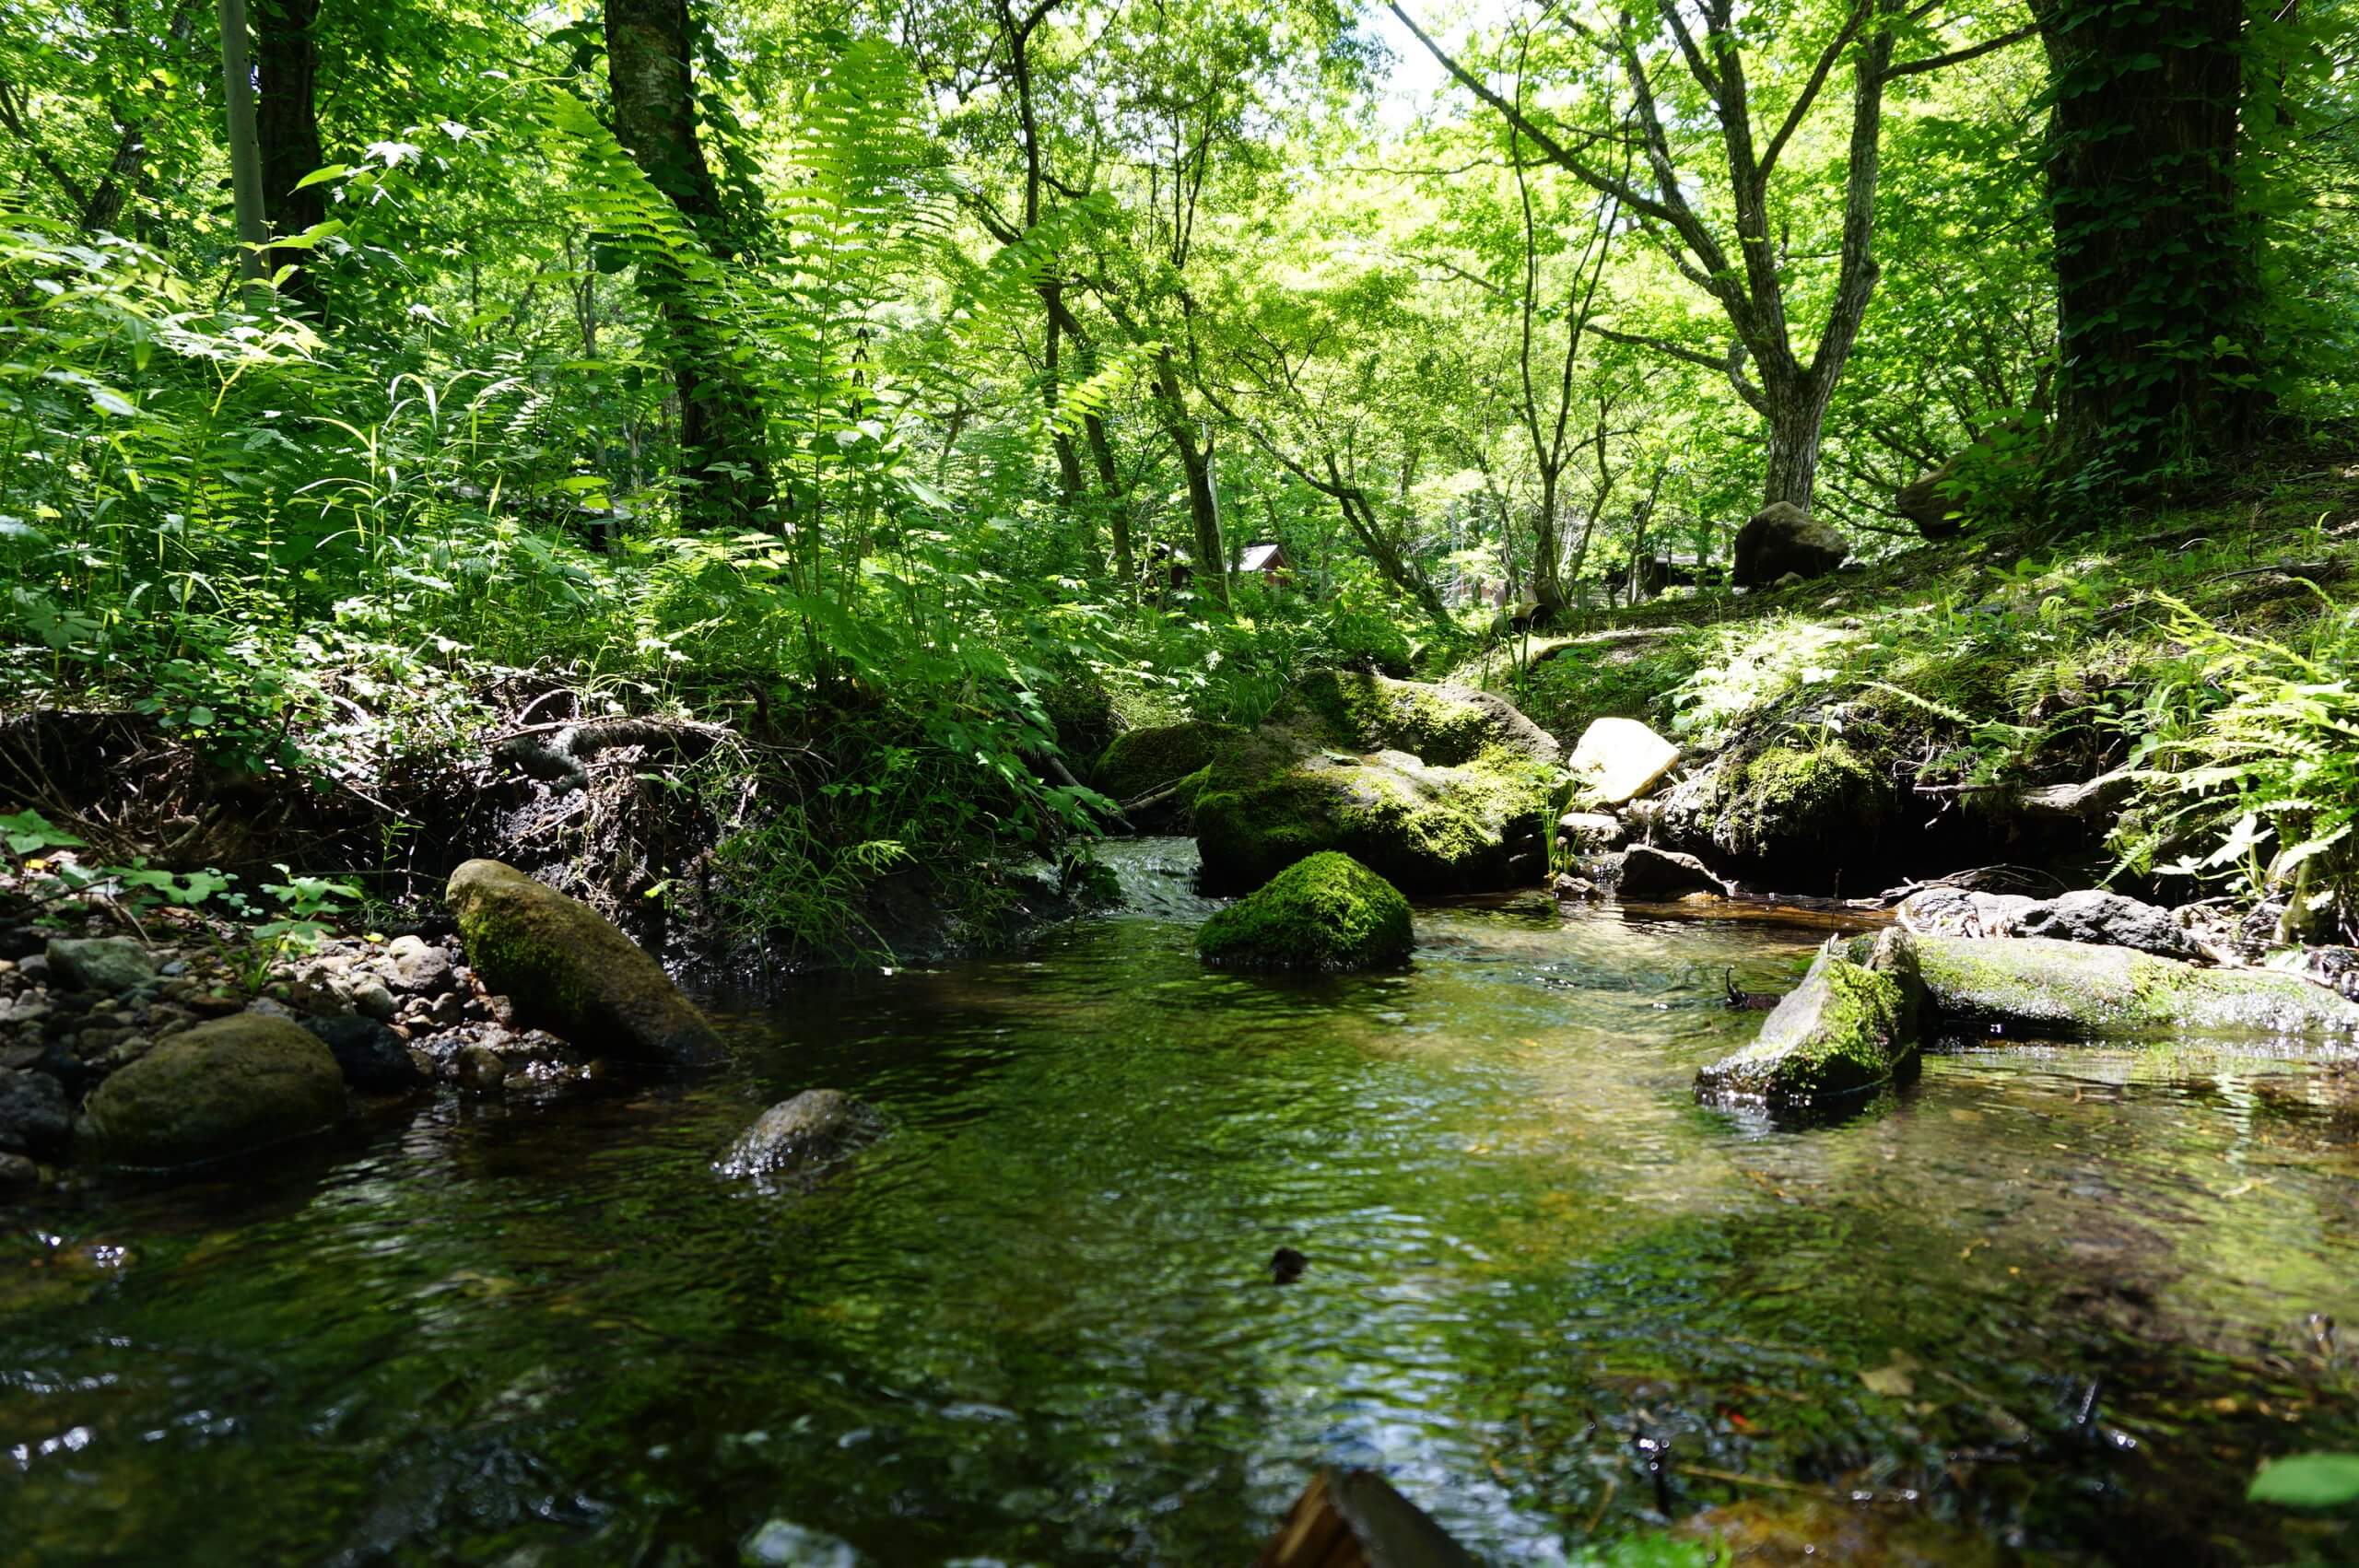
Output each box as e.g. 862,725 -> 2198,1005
2,841 -> 2355,1565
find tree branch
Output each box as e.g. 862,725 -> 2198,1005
1887,21 -> 2038,77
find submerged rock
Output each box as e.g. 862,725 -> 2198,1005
718,1089 -> 886,1182
46,936 -> 156,995
1903,934 -> 2359,1036
76,1014 -> 344,1168
1198,851 -> 1414,973
1697,930 -> 1921,1106
445,859 -> 719,1065
739,1518 -> 867,1568
1567,718 -> 1679,807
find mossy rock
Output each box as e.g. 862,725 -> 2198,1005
77,1014 -> 345,1168
1297,669 -> 1560,766
1197,851 -> 1414,972
1896,933 -> 2359,1037
1193,678 -> 1560,895
1193,740 -> 1552,895
1092,720 -> 1241,803
1712,739 -> 1893,878
1696,931 -> 1921,1106
447,859 -> 721,1064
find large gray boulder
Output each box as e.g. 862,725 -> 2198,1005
2013,889 -> 2192,958
1905,934 -> 2359,1037
446,860 -> 719,1065
1614,845 -> 1729,899
1732,502 -> 1849,587
77,1015 -> 345,1168
1698,929 -> 1922,1105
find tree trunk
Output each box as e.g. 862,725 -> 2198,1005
252,0 -> 323,306
2034,0 -> 2261,468
1150,351 -> 1226,606
604,0 -> 772,529
217,0 -> 268,306
1083,412 -> 1133,584
1762,374 -> 1835,509
1529,471 -> 1563,622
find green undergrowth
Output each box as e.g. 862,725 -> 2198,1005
1464,461 -> 2359,932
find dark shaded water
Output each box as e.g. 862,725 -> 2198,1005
5,839 -> 2358,1565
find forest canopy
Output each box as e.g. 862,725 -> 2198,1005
0,0 -> 2354,920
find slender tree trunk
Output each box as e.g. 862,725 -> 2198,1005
1529,471 -> 1563,620
1084,412 -> 1133,583
1149,351 -> 1226,606
604,0 -> 773,528
252,0 -> 323,306
217,0 -> 267,306
2033,0 -> 2261,467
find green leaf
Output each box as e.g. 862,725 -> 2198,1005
2248,1454 -> 2359,1508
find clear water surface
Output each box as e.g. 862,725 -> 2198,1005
4,839 -> 2357,1565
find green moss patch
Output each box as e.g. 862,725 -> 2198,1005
1197,851 -> 1414,972
1696,948 -> 1915,1105
1092,720 -> 1241,802
1717,739 -> 1891,867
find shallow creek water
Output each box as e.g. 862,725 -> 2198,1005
5,838 -> 2359,1565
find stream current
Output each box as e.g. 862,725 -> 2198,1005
4,837 -> 2357,1564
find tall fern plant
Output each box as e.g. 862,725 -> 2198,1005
2113,593 -> 2359,935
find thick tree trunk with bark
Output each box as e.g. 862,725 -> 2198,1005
604,0 -> 772,528
2033,0 -> 2261,467
252,0 -> 323,304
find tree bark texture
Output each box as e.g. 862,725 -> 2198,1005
604,0 -> 773,527
252,0 -> 323,304
2033,0 -> 2262,468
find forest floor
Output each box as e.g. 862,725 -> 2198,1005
1455,456 -> 2359,913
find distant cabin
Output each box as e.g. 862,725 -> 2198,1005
1237,541 -> 1293,587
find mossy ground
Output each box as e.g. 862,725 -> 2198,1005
1716,740 -> 1891,866
1196,850 -> 1414,972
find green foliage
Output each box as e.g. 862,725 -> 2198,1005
2248,1452 -> 2359,1509
2110,595 -> 2359,919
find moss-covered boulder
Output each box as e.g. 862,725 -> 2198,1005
446,859 -> 720,1064
1192,677 -> 1559,895
1197,851 -> 1414,973
77,1014 -> 345,1168
1898,933 -> 2359,1037
1297,669 -> 1562,766
1194,739 -> 1552,895
1696,930 -> 1921,1106
1092,720 -> 1241,803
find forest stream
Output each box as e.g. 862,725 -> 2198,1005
4,838 -> 2357,1566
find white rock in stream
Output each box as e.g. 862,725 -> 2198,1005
1567,718 -> 1680,806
